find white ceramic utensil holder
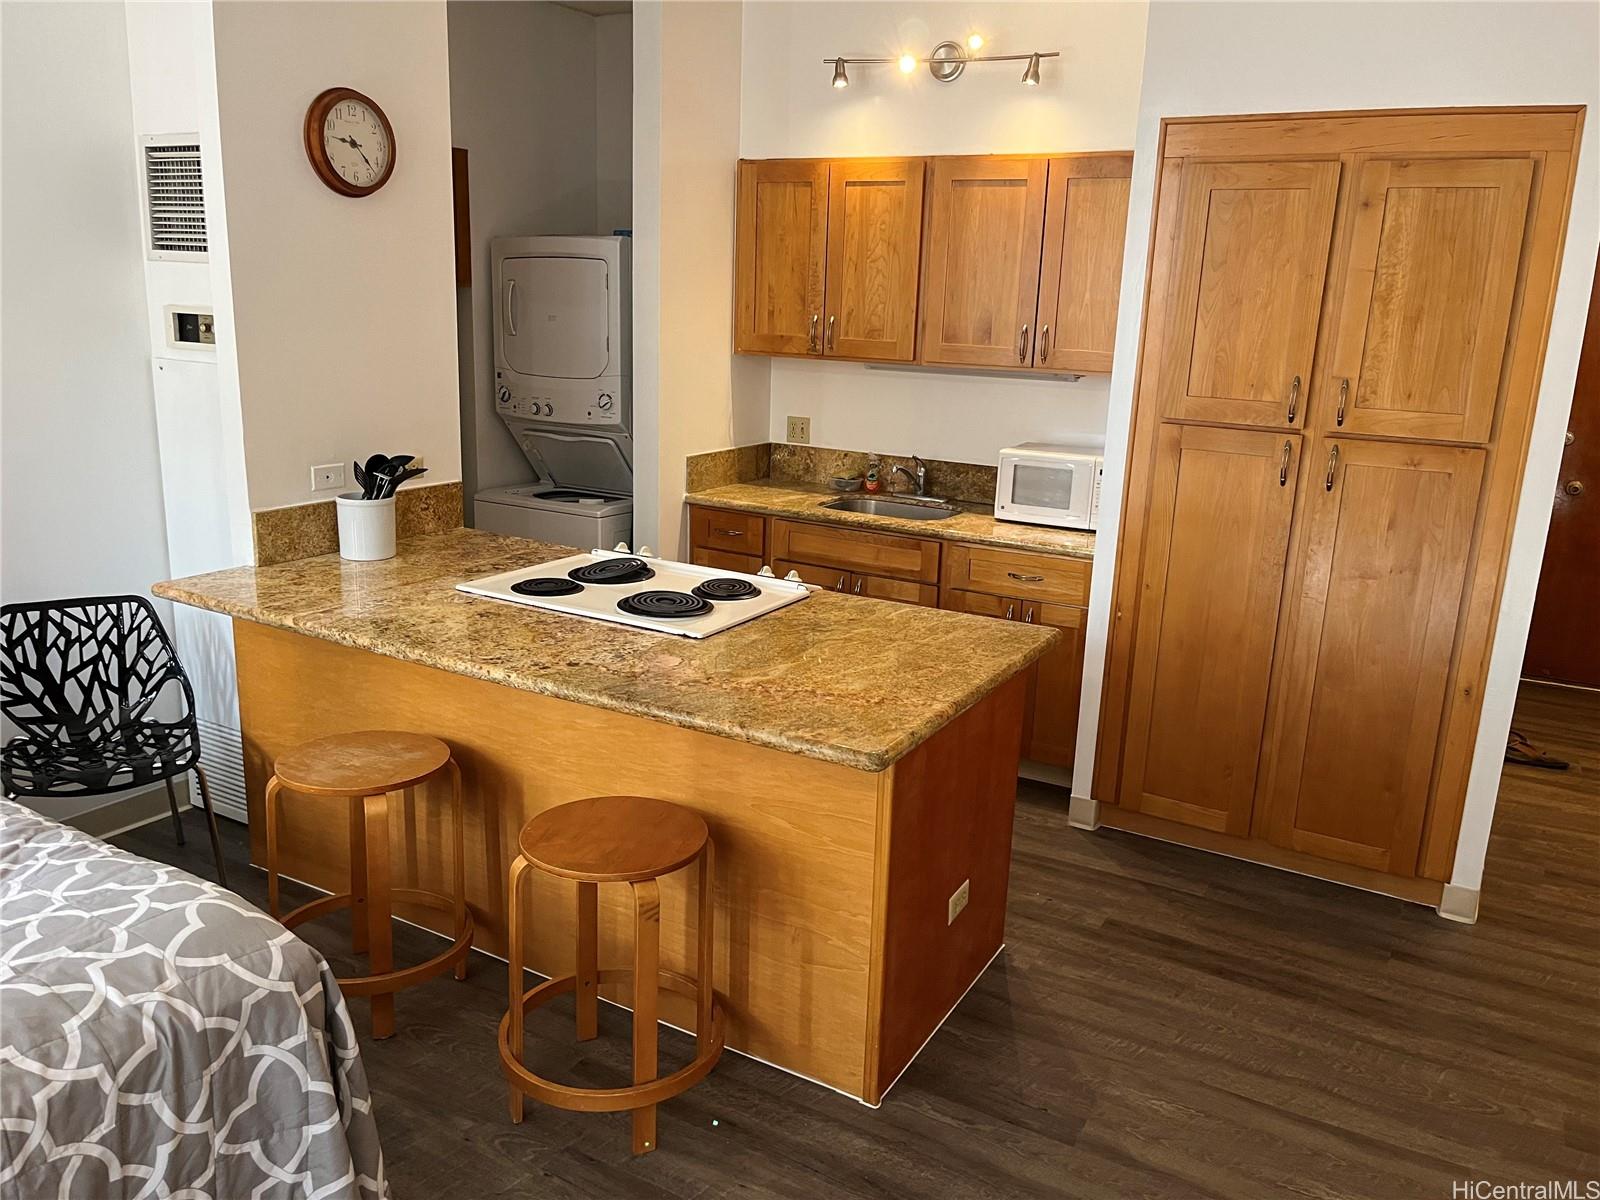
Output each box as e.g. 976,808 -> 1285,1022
335,493 -> 396,561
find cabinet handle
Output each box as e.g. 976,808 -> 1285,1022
1018,324 -> 1031,363
1286,375 -> 1302,424
853,578 -> 863,595
713,528 -> 744,538
827,314 -> 837,350
1004,602 -> 1016,620
835,575 -> 847,591
808,314 -> 820,353
1336,377 -> 1350,427
1007,571 -> 1045,583
1324,444 -> 1340,492
1039,324 -> 1051,364
1279,440 -> 1292,487
1023,606 -> 1035,623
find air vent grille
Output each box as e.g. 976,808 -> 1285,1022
143,140 -> 207,259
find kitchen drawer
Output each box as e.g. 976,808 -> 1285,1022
693,547 -> 764,574
855,573 -> 938,608
774,558 -> 851,592
690,506 -> 766,556
771,519 -> 940,583
942,543 -> 1090,605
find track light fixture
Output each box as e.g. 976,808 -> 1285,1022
823,39 -> 1058,88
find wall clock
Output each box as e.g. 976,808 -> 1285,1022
303,87 -> 395,197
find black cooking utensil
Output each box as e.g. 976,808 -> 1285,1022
375,465 -> 428,499
361,453 -> 389,500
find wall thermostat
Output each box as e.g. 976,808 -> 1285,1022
164,306 -> 216,350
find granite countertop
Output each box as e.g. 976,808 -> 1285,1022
684,480 -> 1097,560
153,528 -> 1056,773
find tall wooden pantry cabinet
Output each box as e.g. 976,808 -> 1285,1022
1097,107 -> 1585,906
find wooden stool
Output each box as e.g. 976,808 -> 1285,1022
264,731 -> 474,1039
498,795 -> 726,1155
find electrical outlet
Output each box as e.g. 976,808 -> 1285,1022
786,415 -> 811,444
311,463 -> 346,491
947,879 -> 970,925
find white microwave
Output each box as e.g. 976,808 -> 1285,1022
995,443 -> 1103,530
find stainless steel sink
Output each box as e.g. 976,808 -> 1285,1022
821,495 -> 959,521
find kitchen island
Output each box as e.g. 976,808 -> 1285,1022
155,528 -> 1056,1104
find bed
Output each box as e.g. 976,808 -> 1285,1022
0,799 -> 387,1199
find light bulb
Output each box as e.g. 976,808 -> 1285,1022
967,33 -> 984,51
831,59 -> 849,88
1021,52 -> 1041,85
898,53 -> 917,74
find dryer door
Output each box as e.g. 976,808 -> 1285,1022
500,255 -> 611,379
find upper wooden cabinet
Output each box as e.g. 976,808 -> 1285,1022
735,158 -> 923,362
1036,155 -> 1134,374
919,156 -> 1049,368
1158,160 -> 1341,429
735,160 -> 828,356
735,152 -> 1133,375
1321,157 -> 1533,442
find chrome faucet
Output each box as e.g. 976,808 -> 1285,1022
890,456 -> 928,496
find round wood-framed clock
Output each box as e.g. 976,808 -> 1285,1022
303,87 -> 396,197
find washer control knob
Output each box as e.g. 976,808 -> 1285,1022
496,385 -> 511,404
542,402 -> 556,416
597,393 -> 615,412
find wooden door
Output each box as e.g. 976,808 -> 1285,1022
735,160 -> 828,356
1119,425 -> 1301,835
1020,601 -> 1086,769
1322,157 -> 1533,442
1159,160 -> 1341,428
824,159 -> 924,362
1525,261 -> 1600,687
1035,154 -> 1132,374
919,156 -> 1049,368
1260,439 -> 1486,874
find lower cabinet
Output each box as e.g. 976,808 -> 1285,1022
773,558 -> 938,606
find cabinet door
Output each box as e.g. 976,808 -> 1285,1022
1322,158 -> 1532,442
1259,439 -> 1485,874
1119,425 -> 1301,835
773,558 -> 851,592
940,588 -> 1021,621
735,160 -> 828,356
919,156 -> 1049,368
1020,602 -> 1086,769
1035,155 -> 1132,374
1159,160 -> 1340,428
692,548 -> 763,574
824,159 -> 925,362
853,572 -> 938,607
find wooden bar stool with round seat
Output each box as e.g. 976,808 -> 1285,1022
264,731 -> 474,1039
499,795 -> 726,1156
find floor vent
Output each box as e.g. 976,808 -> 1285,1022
142,136 -> 207,261
196,718 -> 248,824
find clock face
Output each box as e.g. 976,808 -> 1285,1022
321,97 -> 391,190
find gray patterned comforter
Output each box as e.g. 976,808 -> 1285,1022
0,800 -> 387,1199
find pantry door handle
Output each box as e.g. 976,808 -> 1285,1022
1286,375 -> 1302,424
1039,324 -> 1051,364
827,314 -> 837,350
808,314 -> 820,353
1279,440 -> 1292,487
1324,444 -> 1340,492
1018,324 -> 1031,363
505,279 -> 518,335
1336,377 -> 1350,427
1007,571 -> 1045,583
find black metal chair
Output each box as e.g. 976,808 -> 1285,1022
1,595 -> 227,886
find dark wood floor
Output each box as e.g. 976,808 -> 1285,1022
119,682 -> 1600,1199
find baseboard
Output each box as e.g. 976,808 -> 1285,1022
1436,883 -> 1481,924
60,782 -> 190,839
1068,793 -> 1100,830
1018,760 -> 1072,789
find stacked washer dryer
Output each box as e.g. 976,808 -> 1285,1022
476,235 -> 633,549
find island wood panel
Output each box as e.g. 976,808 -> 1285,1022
735,160 -> 828,356
1257,439 -> 1486,874
1118,425 -> 1301,836
1035,154 -> 1133,374
770,518 -> 940,583
1158,159 -> 1341,429
234,619 -> 882,1097
919,156 -> 1049,368
1321,157 -> 1533,443
866,671 -> 1026,1101
824,159 -> 925,362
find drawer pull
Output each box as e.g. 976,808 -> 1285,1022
1023,607 -> 1035,623
1007,571 -> 1046,583
713,528 -> 744,538
1004,602 -> 1015,620
835,576 -> 848,591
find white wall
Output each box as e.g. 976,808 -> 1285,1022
210,0 -> 462,512
449,0 -> 605,497
596,11 -> 634,235
739,1 -> 1149,462
1073,1 -> 1600,900
633,0 -> 767,556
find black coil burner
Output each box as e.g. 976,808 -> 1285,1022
691,577 -> 761,601
568,557 -> 655,586
511,577 -> 584,597
617,590 -> 713,620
